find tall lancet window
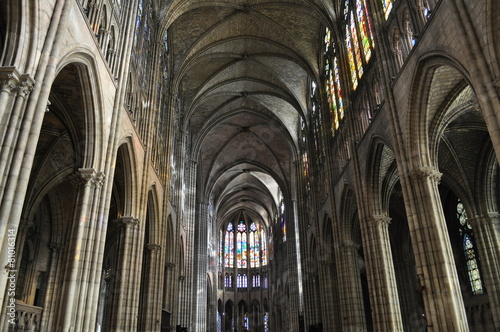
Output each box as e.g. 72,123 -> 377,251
260,226 -> 267,265
237,221 -> 247,268
249,222 -> 260,267
279,195 -> 286,242
457,201 -> 483,295
344,0 -> 375,90
224,223 -> 234,268
324,28 -> 344,134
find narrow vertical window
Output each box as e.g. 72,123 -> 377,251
249,222 -> 260,268
381,0 -> 393,19
279,195 -> 286,241
225,223 -> 234,268
237,221 -> 247,268
457,201 -> 483,295
260,226 -> 267,265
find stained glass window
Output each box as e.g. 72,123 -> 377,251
237,274 -> 247,288
250,222 -> 260,267
261,226 -> 267,265
225,223 -> 234,268
324,28 -> 345,135
224,273 -> 232,288
253,273 -> 261,288
237,221 -> 247,268
264,312 -> 269,332
219,230 -> 223,268
381,0 -> 393,19
310,81 -> 325,165
457,201 -> 483,295
344,0 -> 375,91
217,312 -> 222,332
280,195 -> 286,241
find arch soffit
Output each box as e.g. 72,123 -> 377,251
54,50 -> 107,169
406,52 -> 473,169
116,137 -> 139,217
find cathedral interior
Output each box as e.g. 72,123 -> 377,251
0,0 -> 499,331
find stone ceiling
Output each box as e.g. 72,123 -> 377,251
161,0 -> 336,228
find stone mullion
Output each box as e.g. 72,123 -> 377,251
363,215 -> 403,331
111,217 -> 139,331
408,167 -> 469,331
318,261 -> 337,331
468,214 -> 500,330
193,201 -> 208,331
337,241 -> 366,330
40,243 -> 63,332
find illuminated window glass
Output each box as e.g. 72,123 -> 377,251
381,0 -> 393,19
457,201 -> 483,295
310,81 -> 325,164
219,230 -> 223,268
237,221 -> 247,268
261,226 -> 267,265
264,312 -> 269,332
250,222 -> 260,268
344,0 -> 375,91
324,28 -> 345,135
224,223 -> 234,268
279,195 -> 286,241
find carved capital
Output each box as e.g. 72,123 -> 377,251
367,215 -> 392,228
411,166 -> 442,184
147,243 -> 161,252
179,275 -> 186,281
120,216 -> 139,228
166,262 -> 176,269
48,242 -> 63,252
339,241 -> 360,250
0,67 -> 21,93
16,74 -> 35,98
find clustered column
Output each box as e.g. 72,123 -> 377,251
363,215 -> 403,331
407,166 -> 469,331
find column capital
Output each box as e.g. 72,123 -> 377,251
468,213 -> 500,226
166,262 -> 176,269
179,275 -> 186,281
0,66 -> 22,93
16,74 -> 35,97
367,215 -> 392,227
147,243 -> 161,252
338,241 -> 360,250
48,242 -> 63,252
120,216 -> 139,228
410,166 -> 442,184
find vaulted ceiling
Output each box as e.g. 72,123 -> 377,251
160,1 -> 335,228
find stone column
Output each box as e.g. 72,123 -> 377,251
317,259 -> 338,331
112,216 -> 140,331
336,241 -> 367,331
193,201 -> 208,331
60,169 -> 105,332
364,215 -> 404,331
41,242 -> 63,331
143,243 -> 162,331
408,166 -> 469,331
468,213 -> 500,330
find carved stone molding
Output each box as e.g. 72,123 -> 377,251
147,243 -> 161,252
179,275 -> 186,281
367,215 -> 392,228
411,166 -> 442,184
0,66 -> 21,93
121,216 -> 139,228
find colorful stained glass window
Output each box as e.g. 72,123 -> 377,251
343,0 -> 375,91
237,221 -> 247,268
280,195 -> 286,241
457,201 -> 483,295
381,0 -> 393,19
324,27 -> 345,135
310,81 -> 325,165
224,223 -> 234,268
253,274 -> 261,287
219,230 -> 223,268
264,312 -> 269,332
250,222 -> 260,267
261,226 -> 267,265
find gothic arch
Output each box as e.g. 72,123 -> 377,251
487,0 -> 500,75
54,53 -> 106,169
115,141 -> 138,217
366,137 -> 397,216
407,54 -> 472,169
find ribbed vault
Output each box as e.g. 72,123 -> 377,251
162,0 -> 330,226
